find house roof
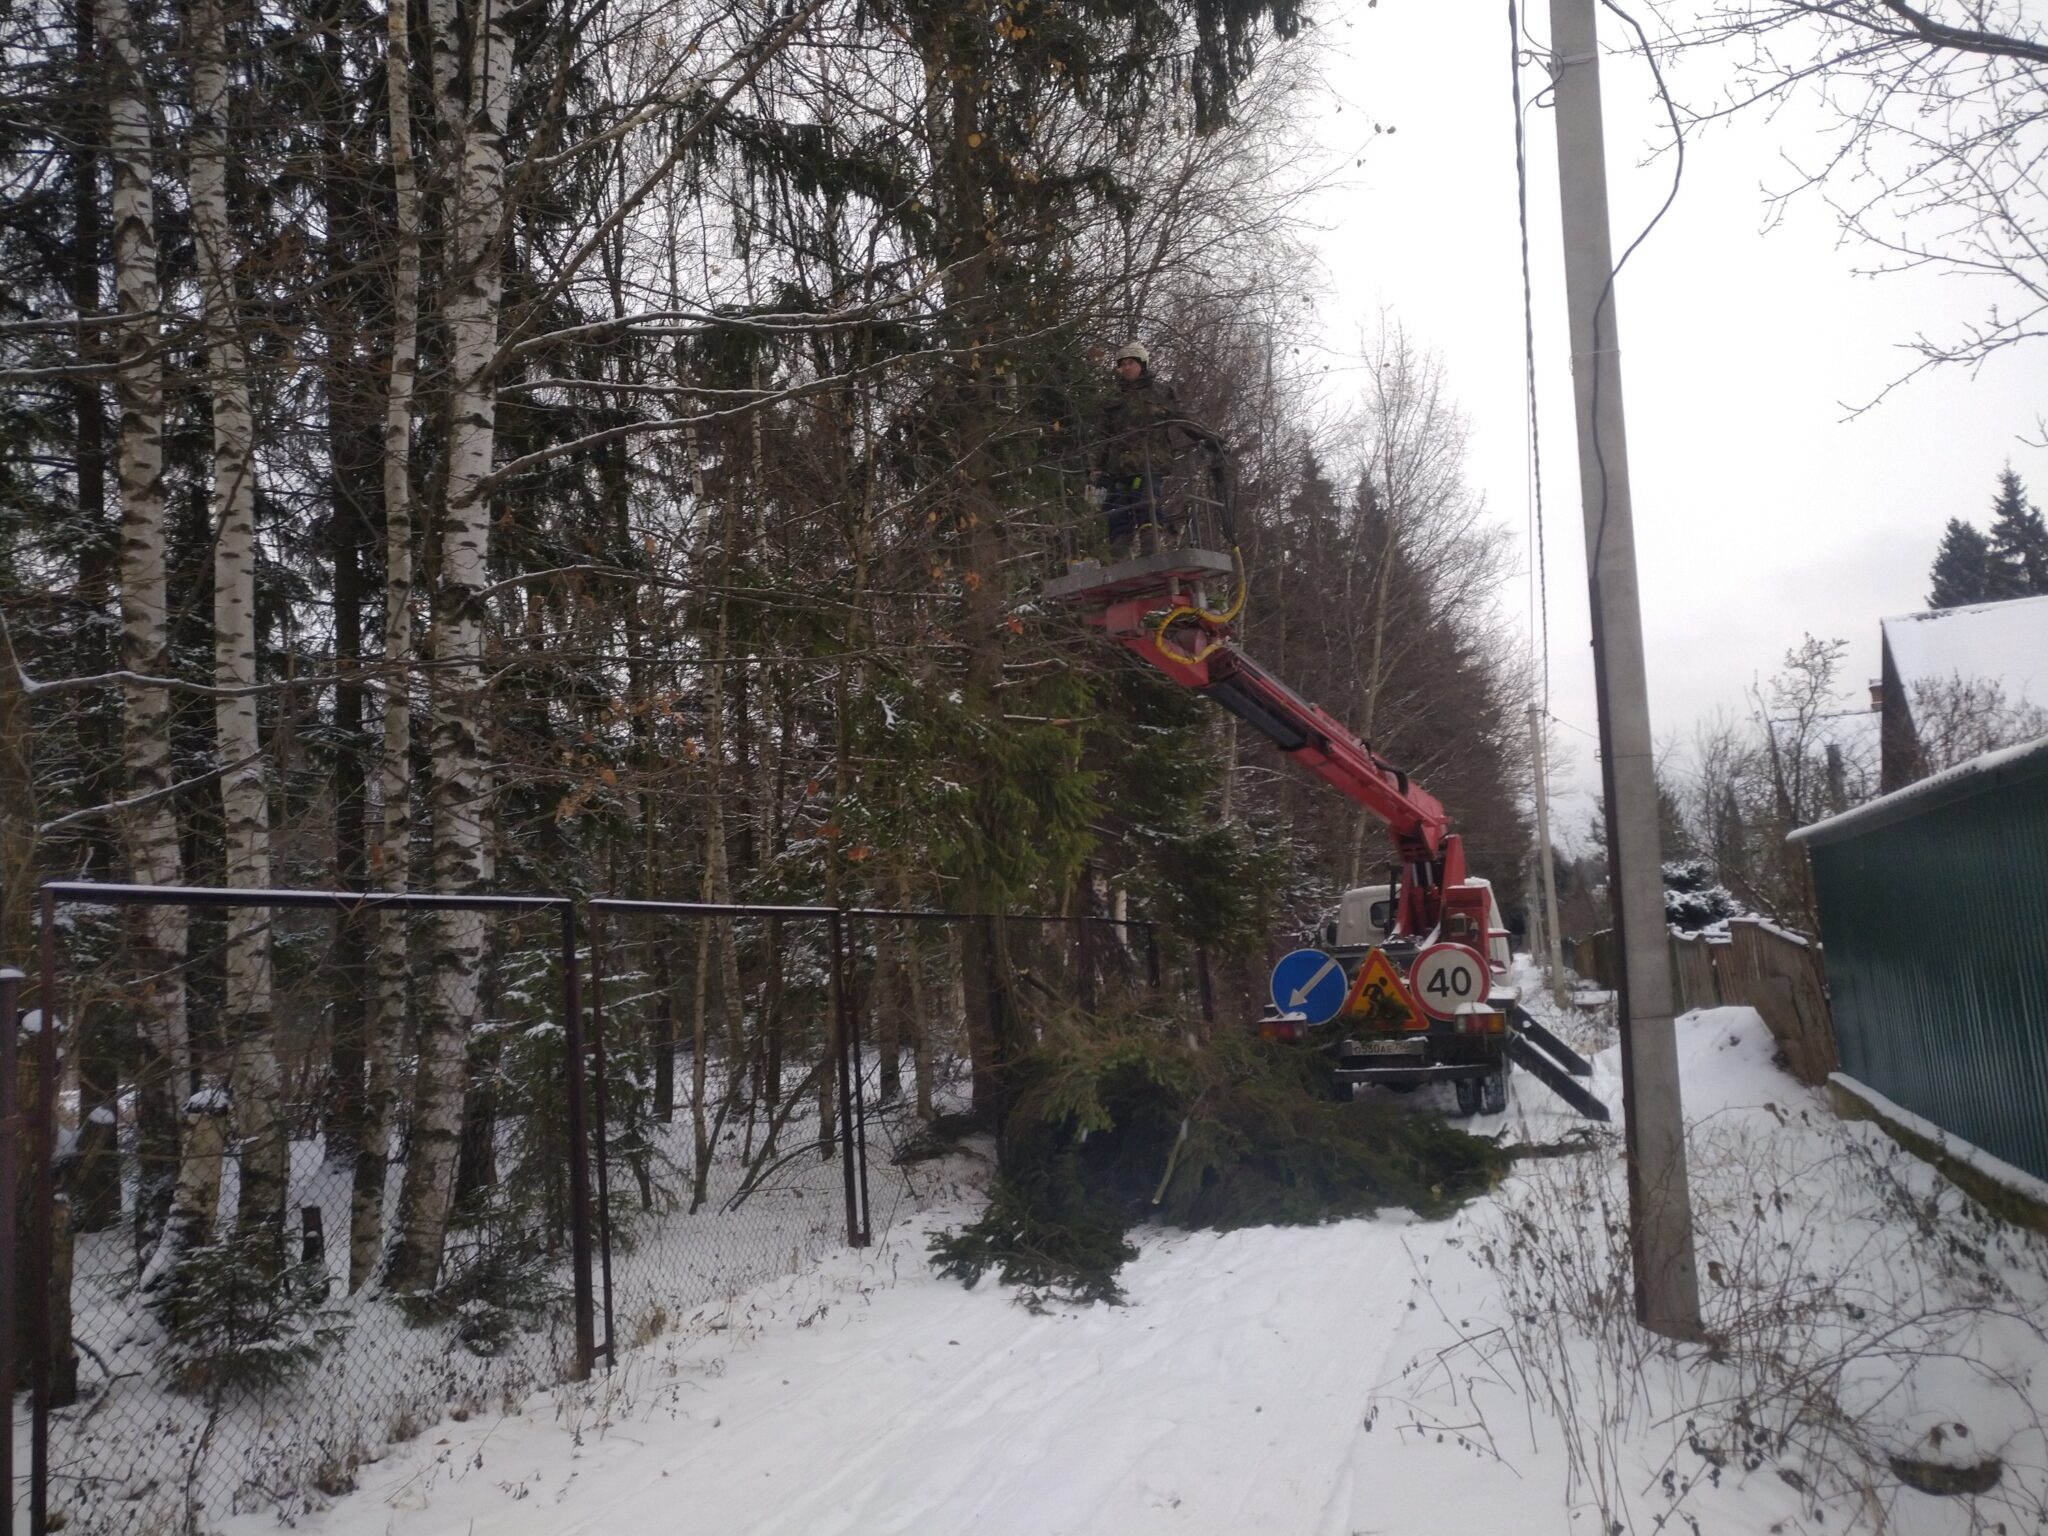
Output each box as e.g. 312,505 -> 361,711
1791,733 -> 2048,846
1881,593 -> 2048,709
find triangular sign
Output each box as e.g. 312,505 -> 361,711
1341,949 -> 1428,1031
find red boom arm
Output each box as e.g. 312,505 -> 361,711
1069,564 -> 1465,938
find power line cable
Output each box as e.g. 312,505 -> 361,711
1508,0 -> 1552,714
1539,0 -> 1686,855
1546,708 -> 1601,741
1585,0 -> 1686,577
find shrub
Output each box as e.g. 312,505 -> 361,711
1663,859 -> 1739,932
155,1232 -> 346,1400
394,1216 -> 563,1356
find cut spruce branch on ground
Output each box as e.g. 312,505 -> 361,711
928,1014 -> 1517,1305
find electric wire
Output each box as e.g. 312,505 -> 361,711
1546,709 -> 1601,741
1585,0 -> 1687,577
1508,0 -> 1553,715
1537,0 -> 1686,856
1581,0 -> 1685,928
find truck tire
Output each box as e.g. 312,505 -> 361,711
1453,1075 -> 1480,1117
1480,1059 -> 1508,1115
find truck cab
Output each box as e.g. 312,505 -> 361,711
1319,884 -> 1395,952
1319,878 -> 1511,973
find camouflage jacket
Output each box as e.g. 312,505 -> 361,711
1096,375 -> 1212,479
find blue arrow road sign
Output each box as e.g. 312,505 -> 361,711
1270,948 -> 1348,1025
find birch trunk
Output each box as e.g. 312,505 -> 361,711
909,934 -> 934,1120
352,0 -> 422,1291
896,867 -> 925,1113
100,0 -> 191,1258
388,0 -> 510,1291
190,0 -> 282,1251
943,928 -> 968,1109
139,1094 -> 227,1294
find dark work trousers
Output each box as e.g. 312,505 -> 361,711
1103,472 -> 1172,549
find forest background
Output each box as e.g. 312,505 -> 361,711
0,0 -> 1534,1295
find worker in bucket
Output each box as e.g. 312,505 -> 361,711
1091,341 -> 1219,555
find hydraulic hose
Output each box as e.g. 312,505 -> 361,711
1152,545 -> 1246,667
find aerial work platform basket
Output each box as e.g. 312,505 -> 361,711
1043,546 -> 1238,626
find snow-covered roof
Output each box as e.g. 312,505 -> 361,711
1791,732 -> 2048,846
1881,593 -> 2048,709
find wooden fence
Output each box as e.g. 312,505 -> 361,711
1569,917 -> 1838,1086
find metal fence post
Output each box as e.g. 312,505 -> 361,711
827,911 -> 862,1248
558,905 -> 597,1381
981,914 -> 1009,1140
843,913 -> 872,1246
33,890 -> 57,1535
1,966 -> 19,1531
585,907 -> 616,1368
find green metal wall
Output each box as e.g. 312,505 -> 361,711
1803,739 -> 2048,1185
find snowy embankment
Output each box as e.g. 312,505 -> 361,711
249,972 -> 2048,1536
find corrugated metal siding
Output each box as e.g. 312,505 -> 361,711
1809,751 -> 2048,1185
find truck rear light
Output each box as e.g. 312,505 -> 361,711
1258,1018 -> 1303,1043
1461,1011 -> 1506,1035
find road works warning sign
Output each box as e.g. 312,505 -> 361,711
1340,949 -> 1427,1031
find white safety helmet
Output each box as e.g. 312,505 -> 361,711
1115,341 -> 1149,367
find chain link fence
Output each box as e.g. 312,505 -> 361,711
6,884 -> 1169,1533
586,901 -> 863,1369
17,886 -> 594,1534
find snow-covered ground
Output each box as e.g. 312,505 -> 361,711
27,1060 -> 857,1535
215,966 -> 2048,1536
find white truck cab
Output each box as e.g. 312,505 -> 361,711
1320,878 -> 1512,976
1320,884 -> 1394,951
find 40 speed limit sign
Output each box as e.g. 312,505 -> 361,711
1409,943 -> 1491,1020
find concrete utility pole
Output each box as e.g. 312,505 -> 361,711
1527,705 -> 1568,1007
1546,0 -> 1703,1340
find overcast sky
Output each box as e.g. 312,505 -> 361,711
1296,0 -> 2048,844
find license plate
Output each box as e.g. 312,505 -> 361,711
1351,1038 -> 1425,1057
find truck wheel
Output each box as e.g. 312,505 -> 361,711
1480,1059 -> 1508,1115
1452,1075 -> 1480,1117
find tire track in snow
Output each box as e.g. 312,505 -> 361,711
501,1216 -> 1443,1536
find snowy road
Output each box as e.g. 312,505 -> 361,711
242,993 -> 2048,1536
306,1201 -> 1446,1536
229,987 -> 1621,1536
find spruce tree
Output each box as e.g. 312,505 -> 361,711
1985,467 -> 2048,599
1928,518 -> 1993,609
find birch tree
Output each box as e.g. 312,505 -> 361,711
99,0 -> 191,1256
351,0 -> 423,1291
387,0 -> 514,1291
188,0 -> 284,1249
